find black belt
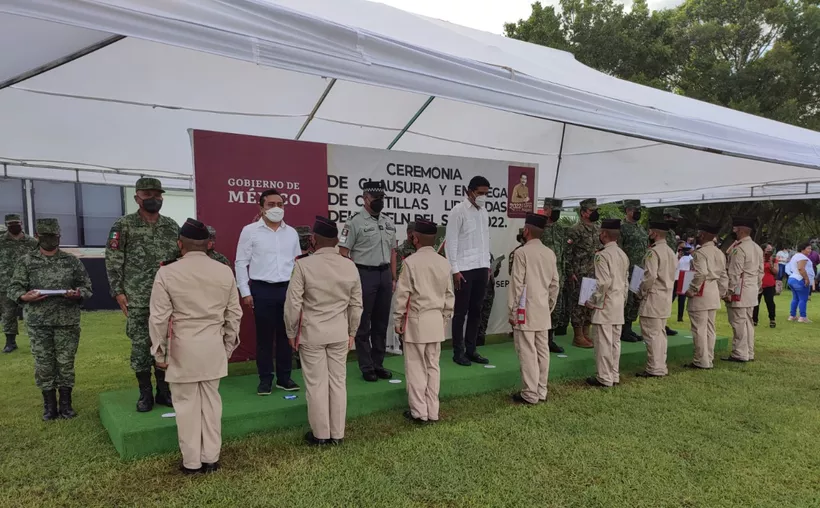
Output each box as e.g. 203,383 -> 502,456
251,280 -> 289,288
356,264 -> 389,272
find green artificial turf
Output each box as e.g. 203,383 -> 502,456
1,294 -> 819,507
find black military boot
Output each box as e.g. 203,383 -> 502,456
136,371 -> 154,412
58,387 -> 77,419
548,330 -> 564,353
154,368 -> 173,407
2,334 -> 17,353
665,326 -> 678,336
621,322 -> 639,342
42,390 -> 59,421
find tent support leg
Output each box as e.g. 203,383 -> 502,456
387,96 -> 434,150
295,78 -> 336,140
551,123 -> 567,198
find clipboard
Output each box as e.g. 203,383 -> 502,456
677,270 -> 704,296
629,267 -> 644,294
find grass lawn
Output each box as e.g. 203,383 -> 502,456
1,293 -> 819,507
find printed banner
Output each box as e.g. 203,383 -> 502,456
507,166 -> 536,218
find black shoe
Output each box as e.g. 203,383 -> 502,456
304,431 -> 329,446
683,363 -> 709,370
635,371 -> 664,378
548,340 -> 564,353
721,356 -> 748,363
42,390 -> 59,421
154,368 -> 173,407
202,462 -> 221,474
468,353 -> 489,365
363,372 -> 378,382
179,463 -> 203,475
276,379 -> 301,391
2,334 -> 17,353
585,377 -> 610,388
621,332 -> 639,343
511,393 -> 536,405
753,321 -> 758,327
769,321 -> 776,328
403,409 -> 426,423
665,326 -> 678,336
630,330 -> 644,341
257,380 -> 273,395
330,438 -> 344,445
58,387 -> 77,419
453,356 -> 472,367
136,371 -> 154,412
375,368 -> 393,380
554,325 -> 568,336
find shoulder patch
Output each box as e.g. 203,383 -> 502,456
645,251 -> 653,258
159,258 -> 178,267
567,239 -> 573,244
340,226 -> 350,240
595,254 -> 602,264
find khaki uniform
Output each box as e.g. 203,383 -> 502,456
725,237 -> 764,361
393,246 -> 455,421
284,248 -> 363,440
148,252 -> 242,470
637,241 -> 677,376
588,242 -> 629,386
508,240 -> 559,403
686,241 -> 728,368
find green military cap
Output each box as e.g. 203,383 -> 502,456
135,177 -> 165,193
543,198 -> 563,209
36,218 -> 60,235
407,221 -> 416,232
579,198 -> 597,210
206,225 -> 216,240
622,199 -> 641,209
4,213 -> 21,223
295,225 -> 311,236
663,207 -> 682,219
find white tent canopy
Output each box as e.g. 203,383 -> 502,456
2,0 -> 820,206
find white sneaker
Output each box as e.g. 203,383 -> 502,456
798,317 -> 812,323
788,316 -> 797,321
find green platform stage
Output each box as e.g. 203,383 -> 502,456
100,331 -> 727,459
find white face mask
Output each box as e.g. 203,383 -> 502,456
265,207 -> 285,223
474,195 -> 487,208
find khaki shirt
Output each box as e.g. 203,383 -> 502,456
149,252 -> 242,384
638,241 -> 677,319
393,246 -> 455,344
589,242 -> 629,325
508,239 -> 559,331
687,241 -> 728,311
339,208 -> 396,266
284,247 -> 363,345
726,237 -> 764,308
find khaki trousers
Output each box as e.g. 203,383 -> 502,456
513,330 -> 550,403
728,306 -> 755,361
300,341 -> 348,440
404,342 -> 441,421
639,317 -> 667,376
592,324 -> 621,387
689,309 -> 717,368
170,379 -> 222,470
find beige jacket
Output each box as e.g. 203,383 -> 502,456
687,241 -> 728,311
284,248 -> 363,345
638,240 -> 677,319
589,242 -> 629,325
507,239 -> 560,331
393,246 -> 455,344
726,237 -> 764,308
149,252 -> 242,383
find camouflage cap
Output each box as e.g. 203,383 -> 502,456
4,213 -> 21,223
407,221 -> 416,232
206,225 -> 216,240
663,207 -> 681,219
36,218 -> 60,235
579,198 -> 597,210
135,177 -> 165,193
543,198 -> 563,209
622,199 -> 641,209
295,226 -> 312,250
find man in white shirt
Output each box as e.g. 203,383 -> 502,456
445,176 -> 492,366
775,248 -> 790,281
235,189 -> 302,395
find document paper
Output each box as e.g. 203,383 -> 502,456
629,267 -> 644,294
578,277 -> 601,308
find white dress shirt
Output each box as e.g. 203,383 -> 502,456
445,198 -> 490,274
235,219 -> 301,297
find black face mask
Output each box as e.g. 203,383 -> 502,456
633,210 -> 642,221
648,235 -> 654,243
142,198 -> 163,214
589,210 -> 600,222
7,224 -> 22,235
549,210 -> 561,223
38,235 -> 59,252
516,234 -> 524,244
370,198 -> 385,214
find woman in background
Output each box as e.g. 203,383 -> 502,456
673,243 -> 693,322
753,244 -> 778,328
786,242 -> 815,323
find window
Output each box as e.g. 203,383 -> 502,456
0,179 -> 26,233
31,181 -> 124,247
80,184 -> 124,246
32,181 -> 79,245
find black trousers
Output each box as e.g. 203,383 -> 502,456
672,280 -> 687,321
753,286 -> 776,323
250,281 -> 292,384
452,268 -> 488,359
354,267 -> 392,374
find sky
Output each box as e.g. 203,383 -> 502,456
372,0 -> 683,34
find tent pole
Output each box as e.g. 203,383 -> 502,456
295,78 -> 336,140
551,123 -> 567,198
0,35 -> 125,91
387,96 -> 435,150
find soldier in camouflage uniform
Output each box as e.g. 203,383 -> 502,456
662,207 -> 681,336
1,214 -> 39,353
540,198 -> 568,353
477,252 -> 503,347
105,178 -> 180,412
566,198 -> 600,348
396,222 -> 417,276
619,200 -> 647,342
295,225 -> 312,257
205,226 -> 231,266
8,218 -> 92,421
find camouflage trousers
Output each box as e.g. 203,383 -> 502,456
1,295 -> 21,335
477,282 -> 495,344
551,286 -> 569,332
28,325 -> 80,390
567,277 -> 593,328
126,307 -> 154,373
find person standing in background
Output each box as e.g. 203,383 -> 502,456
566,198 -> 600,349
662,208 -> 682,336
205,226 -> 231,266
786,242 -> 814,323
753,244 -> 778,328
235,189 -> 302,395
776,247 -> 791,283
396,222 -> 417,277
0,213 -> 39,353
476,252 -> 501,347
619,200 -> 647,343
675,246 -> 694,322
723,217 -> 764,363
539,198 -> 568,352
445,176 -> 492,366
339,180 -> 397,382
105,178 -> 180,413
